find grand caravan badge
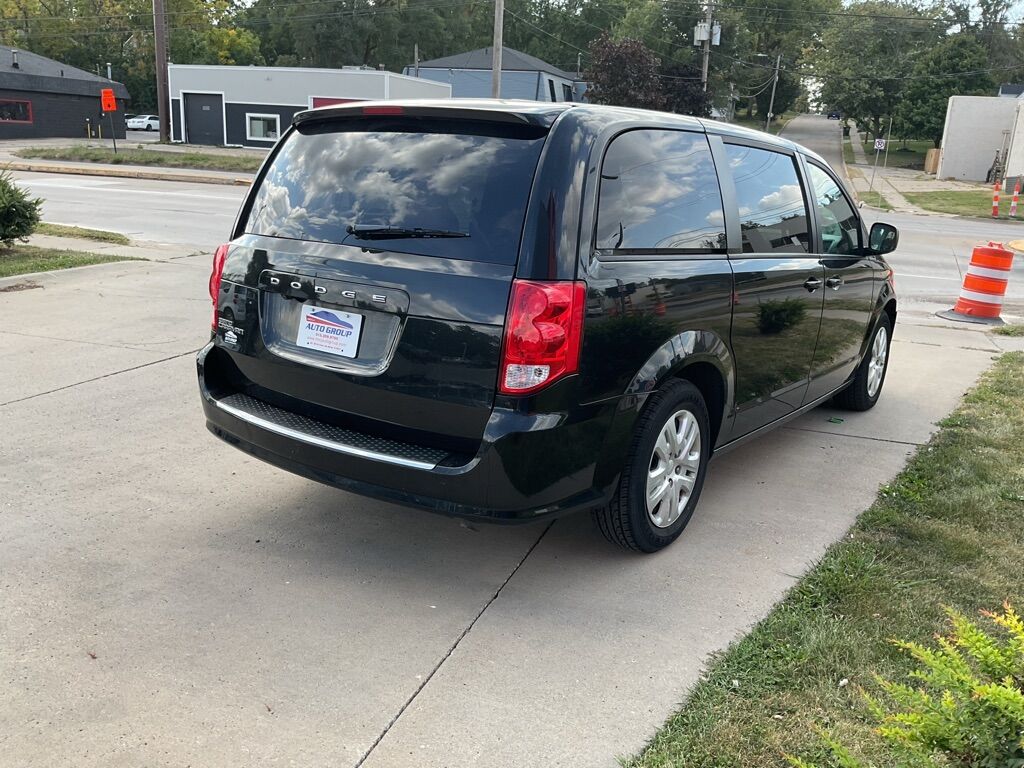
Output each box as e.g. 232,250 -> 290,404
295,306 -> 363,358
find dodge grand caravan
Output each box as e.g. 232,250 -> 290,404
198,100 -> 899,553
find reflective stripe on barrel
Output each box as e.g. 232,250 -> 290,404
950,241 -> 1015,319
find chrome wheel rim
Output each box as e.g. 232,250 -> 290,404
867,325 -> 888,398
646,409 -> 702,529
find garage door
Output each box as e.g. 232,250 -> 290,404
183,93 -> 224,146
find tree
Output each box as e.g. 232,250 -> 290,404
661,61 -> 712,117
896,34 -> 993,146
584,32 -> 664,110
808,1 -> 941,138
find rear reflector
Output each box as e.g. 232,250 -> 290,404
362,106 -> 404,115
499,280 -> 586,395
209,244 -> 229,329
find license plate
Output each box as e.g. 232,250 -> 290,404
295,305 -> 363,359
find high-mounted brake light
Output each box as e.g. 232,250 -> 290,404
499,280 -> 586,396
362,106 -> 404,115
209,243 -> 229,330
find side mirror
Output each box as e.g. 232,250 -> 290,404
869,222 -> 898,255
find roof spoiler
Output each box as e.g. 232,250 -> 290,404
292,102 -> 553,128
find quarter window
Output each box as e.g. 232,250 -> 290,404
725,144 -> 810,254
597,130 -> 726,251
246,113 -> 280,141
808,163 -> 860,255
0,100 -> 32,123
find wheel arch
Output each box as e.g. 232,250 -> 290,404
622,329 -> 734,450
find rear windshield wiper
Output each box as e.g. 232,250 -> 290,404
345,225 -> 469,240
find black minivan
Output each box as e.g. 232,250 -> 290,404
198,100 -> 899,553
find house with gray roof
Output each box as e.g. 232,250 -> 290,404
0,45 -> 130,139
403,46 -> 585,102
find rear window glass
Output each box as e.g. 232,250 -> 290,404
596,130 -> 725,252
243,119 -> 547,264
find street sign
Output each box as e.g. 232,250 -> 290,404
874,138 -> 886,151
101,88 -> 117,112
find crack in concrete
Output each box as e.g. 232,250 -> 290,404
0,328 -> 196,353
785,425 -> 923,447
0,349 -> 200,407
352,520 -> 556,768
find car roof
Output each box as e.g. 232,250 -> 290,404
291,99 -> 828,165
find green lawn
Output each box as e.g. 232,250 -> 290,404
862,189 -> 893,211
841,138 -> 854,165
860,139 -> 933,170
627,352 -> 1024,767
36,222 -> 131,245
993,323 -> 1024,337
13,146 -> 262,174
902,189 -> 1020,220
0,245 -> 140,278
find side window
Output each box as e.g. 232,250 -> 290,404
596,130 -> 726,251
808,163 -> 861,255
548,79 -> 557,101
724,144 -> 810,254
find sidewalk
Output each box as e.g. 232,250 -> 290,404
847,162 -> 994,216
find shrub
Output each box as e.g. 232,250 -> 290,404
789,603 -> 1024,767
0,170 -> 42,248
758,298 -> 807,334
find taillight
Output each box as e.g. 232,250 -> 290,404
209,244 -> 229,329
362,105 -> 404,115
499,280 -> 586,395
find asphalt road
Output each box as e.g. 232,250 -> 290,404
12,171 -> 243,249
782,114 -> 1024,313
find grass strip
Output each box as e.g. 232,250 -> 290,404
863,189 -> 893,211
842,139 -> 854,166
13,146 -> 262,174
0,245 -> 140,278
36,222 -> 131,245
627,351 -> 1024,768
992,323 -> 1024,337
903,189 -> 1019,219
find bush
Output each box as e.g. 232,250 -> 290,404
758,298 -> 807,334
0,170 -> 42,248
789,603 -> 1024,767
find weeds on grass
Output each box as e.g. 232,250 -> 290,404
788,603 -> 1024,767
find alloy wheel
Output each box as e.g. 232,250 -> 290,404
646,409 -> 702,528
867,325 -> 888,398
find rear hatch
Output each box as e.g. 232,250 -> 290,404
212,109 -> 550,455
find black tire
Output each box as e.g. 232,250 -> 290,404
833,313 -> 892,411
145,125 -> 153,132
595,380 -> 711,553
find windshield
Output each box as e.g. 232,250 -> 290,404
243,118 -> 548,264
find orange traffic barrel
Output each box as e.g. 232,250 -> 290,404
937,242 -> 1015,325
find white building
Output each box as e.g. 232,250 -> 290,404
937,95 -> 1021,182
167,64 -> 451,147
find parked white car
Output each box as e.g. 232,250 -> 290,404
127,114 -> 160,131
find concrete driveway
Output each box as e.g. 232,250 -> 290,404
1,243 -> 1012,767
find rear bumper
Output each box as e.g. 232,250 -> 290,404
197,343 -> 620,522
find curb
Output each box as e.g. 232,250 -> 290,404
3,160 -> 252,187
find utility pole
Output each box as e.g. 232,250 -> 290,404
414,43 -> 420,77
700,2 -> 712,92
152,0 -> 169,143
491,0 -> 504,98
765,53 -> 781,131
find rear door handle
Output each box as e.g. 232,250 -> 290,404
825,276 -> 843,290
803,276 -> 822,292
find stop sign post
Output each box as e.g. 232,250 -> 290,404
101,87 -> 118,154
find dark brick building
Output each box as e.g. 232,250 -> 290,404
0,45 -> 130,139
